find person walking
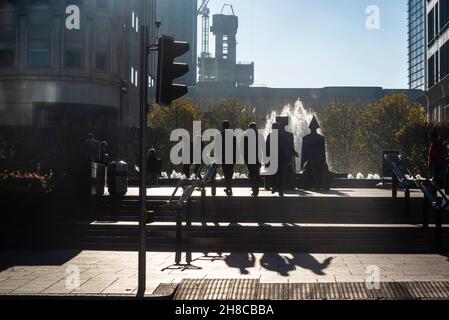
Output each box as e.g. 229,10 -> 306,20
428,130 -> 446,188
86,133 -> 101,163
244,122 -> 261,197
147,148 -> 162,187
221,120 -> 236,197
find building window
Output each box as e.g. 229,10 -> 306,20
28,48 -> 49,66
428,8 -> 435,45
95,52 -> 108,71
429,54 -> 436,88
64,51 -> 82,68
131,67 -> 138,87
131,11 -> 139,32
0,49 -> 14,66
441,41 -> 449,80
131,67 -> 134,85
441,1 -> 449,34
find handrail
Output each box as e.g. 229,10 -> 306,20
385,155 -> 447,245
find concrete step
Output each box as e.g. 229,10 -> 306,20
62,222 -> 449,253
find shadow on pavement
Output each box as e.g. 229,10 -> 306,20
219,252 -> 334,277
0,250 -> 81,272
224,253 -> 256,275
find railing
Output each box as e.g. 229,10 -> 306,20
385,155 -> 447,245
384,155 -> 413,216
164,163 -> 218,257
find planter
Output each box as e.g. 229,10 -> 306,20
0,190 -> 53,222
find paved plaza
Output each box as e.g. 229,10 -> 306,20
125,187 -> 423,198
0,250 -> 448,297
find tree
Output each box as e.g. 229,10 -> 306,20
148,99 -> 203,172
321,93 -> 427,175
321,101 -> 364,173
148,98 -> 203,133
358,93 -> 426,173
398,121 -> 449,175
204,98 -> 260,130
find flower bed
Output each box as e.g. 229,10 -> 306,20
0,171 -> 55,222
0,171 -> 54,194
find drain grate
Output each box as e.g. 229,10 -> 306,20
174,280 -> 449,300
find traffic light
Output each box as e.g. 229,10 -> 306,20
156,35 -> 190,106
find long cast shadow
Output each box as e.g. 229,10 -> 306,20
290,254 -> 333,276
0,250 -> 82,272
224,252 -> 256,275
260,253 -> 295,277
222,252 -> 334,277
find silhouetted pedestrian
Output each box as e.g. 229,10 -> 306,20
428,130 -> 446,188
147,148 -> 162,187
221,120 -> 237,196
182,140 -> 193,179
182,135 -> 203,179
244,122 -> 261,197
86,133 -> 101,163
277,117 -> 297,190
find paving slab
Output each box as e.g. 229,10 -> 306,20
1,250 -> 449,297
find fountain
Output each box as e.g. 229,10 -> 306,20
264,100 -> 316,173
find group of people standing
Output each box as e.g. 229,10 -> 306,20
160,116 -> 330,197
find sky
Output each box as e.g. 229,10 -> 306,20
197,0 -> 408,89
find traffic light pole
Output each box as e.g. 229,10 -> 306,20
136,29 -> 190,297
137,25 -> 149,298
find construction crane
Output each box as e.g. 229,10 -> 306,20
198,0 -> 211,58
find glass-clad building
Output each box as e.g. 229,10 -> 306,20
408,0 -> 426,90
425,0 -> 449,122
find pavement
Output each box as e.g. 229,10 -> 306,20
124,187 -> 423,198
1,250 -> 449,297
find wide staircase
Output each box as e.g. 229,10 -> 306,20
61,191 -> 449,253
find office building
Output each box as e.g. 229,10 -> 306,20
156,0 -> 197,86
424,0 -> 449,121
0,0 -> 157,128
408,0 -> 426,90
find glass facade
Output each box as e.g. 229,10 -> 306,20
408,0 -> 425,90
